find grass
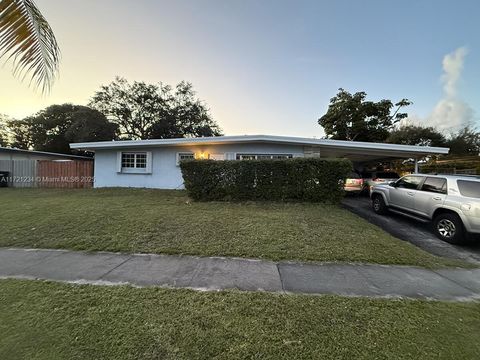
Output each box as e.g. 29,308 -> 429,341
0,188 -> 466,267
1,279 -> 479,359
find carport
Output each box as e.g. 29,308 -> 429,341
303,139 -> 450,173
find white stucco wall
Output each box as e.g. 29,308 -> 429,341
93,143 -> 305,189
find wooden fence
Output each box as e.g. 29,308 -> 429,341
0,159 -> 93,188
37,160 -> 94,188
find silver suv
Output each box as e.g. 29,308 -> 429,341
370,174 -> 480,244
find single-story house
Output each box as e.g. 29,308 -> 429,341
70,135 -> 449,189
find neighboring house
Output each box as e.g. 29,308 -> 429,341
0,147 -> 93,188
0,147 -> 91,161
70,135 -> 449,189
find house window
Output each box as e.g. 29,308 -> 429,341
122,152 -> 147,169
176,152 -> 195,166
236,154 -> 293,160
118,151 -> 151,174
209,153 -> 225,161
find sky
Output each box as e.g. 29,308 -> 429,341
0,0 -> 479,137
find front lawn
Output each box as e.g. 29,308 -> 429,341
1,279 -> 479,359
0,188 -> 465,267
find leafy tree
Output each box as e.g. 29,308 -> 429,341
318,88 -> 411,142
387,124 -> 480,156
0,0 -> 60,92
6,118 -> 33,149
8,104 -> 117,154
89,77 -> 222,140
445,126 -> 480,156
0,114 -> 10,146
386,125 -> 446,147
0,129 -> 6,147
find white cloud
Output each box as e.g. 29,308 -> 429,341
427,97 -> 473,131
405,46 -> 473,132
442,47 -> 468,97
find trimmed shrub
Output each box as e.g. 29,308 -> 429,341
180,158 -> 352,203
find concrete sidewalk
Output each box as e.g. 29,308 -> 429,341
1,248 -> 479,301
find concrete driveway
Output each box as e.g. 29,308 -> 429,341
342,196 -> 480,265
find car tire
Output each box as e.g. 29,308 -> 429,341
433,213 -> 466,244
372,195 -> 388,215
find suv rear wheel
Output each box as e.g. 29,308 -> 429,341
372,195 -> 388,215
433,213 -> 466,244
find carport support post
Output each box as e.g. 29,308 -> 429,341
414,158 -> 419,173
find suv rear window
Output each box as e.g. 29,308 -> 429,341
457,180 -> 480,198
421,177 -> 447,194
347,172 -> 361,179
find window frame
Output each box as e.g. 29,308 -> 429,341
209,153 -> 225,161
235,153 -> 294,160
176,152 -> 195,166
121,152 -> 147,169
420,177 -> 447,194
117,151 -> 152,174
457,179 -> 480,198
395,175 -> 425,190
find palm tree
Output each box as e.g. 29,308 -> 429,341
0,0 -> 60,92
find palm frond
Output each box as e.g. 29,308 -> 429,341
0,0 -> 60,93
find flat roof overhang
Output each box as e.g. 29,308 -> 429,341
70,135 -> 449,160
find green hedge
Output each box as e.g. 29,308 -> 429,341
180,158 -> 352,203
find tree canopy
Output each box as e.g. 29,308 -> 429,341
445,126 -> 480,156
0,114 -> 10,146
318,89 -> 411,142
89,77 -> 222,140
386,125 -> 446,147
386,124 -> 480,156
7,104 -> 117,154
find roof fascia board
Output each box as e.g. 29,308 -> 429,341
70,135 -> 449,155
